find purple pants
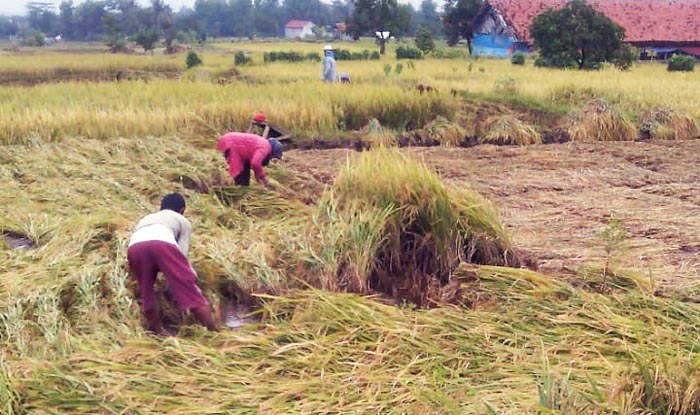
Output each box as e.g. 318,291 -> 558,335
127,241 -> 208,312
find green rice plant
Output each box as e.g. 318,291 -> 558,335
613,351 -> 700,415
307,193 -> 395,292
0,353 -> 18,415
639,106 -> 700,140
567,99 -> 637,142
599,216 -> 629,280
493,76 -> 518,95
481,115 -> 542,145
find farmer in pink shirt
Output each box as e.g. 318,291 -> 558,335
216,132 -> 284,188
127,193 -> 218,334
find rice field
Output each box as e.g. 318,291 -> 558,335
2,40 -> 700,414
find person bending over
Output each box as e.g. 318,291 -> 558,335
127,193 -> 218,334
216,132 -> 284,189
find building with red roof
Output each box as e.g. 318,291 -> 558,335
284,20 -> 315,39
474,0 -> 700,58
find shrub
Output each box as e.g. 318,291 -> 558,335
263,51 -> 305,63
667,54 -> 695,72
612,44 -> 637,70
534,56 -> 577,69
186,51 -> 203,68
510,51 -> 525,65
415,26 -> 435,54
305,52 -> 321,62
105,36 -> 128,54
234,51 -> 251,66
396,46 -> 423,60
334,49 -> 375,61
132,28 -> 158,53
20,30 -> 45,47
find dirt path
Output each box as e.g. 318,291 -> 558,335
283,140 -> 700,286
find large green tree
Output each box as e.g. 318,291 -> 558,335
347,0 -> 411,54
417,0 -> 442,37
442,0 -> 484,54
529,0 -> 625,69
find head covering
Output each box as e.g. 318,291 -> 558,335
253,112 -> 266,123
161,193 -> 186,212
323,44 -> 333,51
269,138 -> 283,160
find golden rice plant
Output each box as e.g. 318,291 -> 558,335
363,118 -> 398,147
327,148 -> 518,304
639,106 -> 700,140
481,114 -> 542,145
420,115 -> 467,146
612,352 -> 700,415
567,99 -> 637,142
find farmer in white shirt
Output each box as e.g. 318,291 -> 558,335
127,193 -> 218,334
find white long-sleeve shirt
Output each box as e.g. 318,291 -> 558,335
128,210 -> 192,257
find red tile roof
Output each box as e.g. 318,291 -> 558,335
285,20 -> 314,29
488,0 -> 700,43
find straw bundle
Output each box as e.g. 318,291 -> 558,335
567,99 -> 637,142
324,148 -> 518,304
481,115 -> 542,145
639,106 -> 700,140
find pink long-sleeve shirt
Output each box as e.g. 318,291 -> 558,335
216,132 -> 272,184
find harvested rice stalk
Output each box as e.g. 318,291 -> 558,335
420,116 -> 466,146
363,118 -> 397,147
481,115 -> 542,145
567,99 -> 637,142
639,106 -> 700,140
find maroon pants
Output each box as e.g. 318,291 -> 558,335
127,241 -> 208,312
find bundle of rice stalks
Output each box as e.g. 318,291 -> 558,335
363,118 -> 397,147
212,185 -> 310,219
323,148 -> 518,305
567,99 -> 637,142
481,114 -> 541,145
639,106 -> 700,140
419,116 -> 466,146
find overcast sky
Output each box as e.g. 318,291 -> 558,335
0,0 -> 424,16
1,1 -> 203,16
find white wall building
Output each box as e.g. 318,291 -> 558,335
284,20 -> 315,39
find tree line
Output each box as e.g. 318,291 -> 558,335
0,0 -> 443,42
0,0 -> 635,70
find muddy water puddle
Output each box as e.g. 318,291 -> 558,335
3,231 -> 36,250
220,304 -> 259,330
